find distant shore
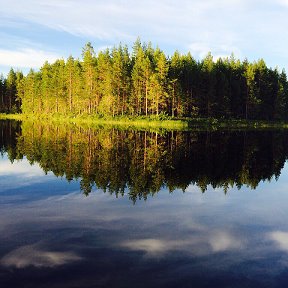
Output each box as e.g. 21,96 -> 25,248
2,113 -> 288,131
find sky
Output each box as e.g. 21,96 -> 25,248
1,0 -> 288,75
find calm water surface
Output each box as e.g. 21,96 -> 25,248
2,120 -> 288,287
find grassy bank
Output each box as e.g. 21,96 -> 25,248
1,113 -> 288,131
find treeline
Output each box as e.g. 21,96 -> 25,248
2,121 -> 288,201
0,71 -> 22,113
1,40 -> 288,120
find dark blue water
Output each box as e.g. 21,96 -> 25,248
2,121 -> 288,287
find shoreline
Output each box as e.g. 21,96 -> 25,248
1,113 -> 288,131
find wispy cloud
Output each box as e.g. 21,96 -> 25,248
1,0 -> 288,70
0,0 -> 246,39
277,0 -> 288,6
0,0 -> 251,53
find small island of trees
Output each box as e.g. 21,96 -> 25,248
1,39 -> 288,121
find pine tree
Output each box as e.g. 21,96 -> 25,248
244,62 -> 259,119
82,42 -> 96,114
150,48 -> 168,116
5,68 -> 18,113
51,59 -> 66,114
111,44 -> 132,116
15,71 -> 24,112
97,49 -> 114,116
0,74 -> 5,112
40,61 -> 52,113
21,69 -> 38,114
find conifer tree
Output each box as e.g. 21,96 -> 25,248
82,42 -> 96,114
0,74 -> 5,112
97,49 -> 114,116
5,68 -> 17,113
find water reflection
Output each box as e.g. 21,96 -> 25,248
2,120 -> 288,287
1,120 -> 288,200
2,182 -> 288,287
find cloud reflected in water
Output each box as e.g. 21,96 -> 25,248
121,230 -> 244,257
1,245 -> 82,268
210,231 -> 243,252
269,231 -> 288,251
0,158 -> 44,177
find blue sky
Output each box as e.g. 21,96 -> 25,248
1,0 -> 288,75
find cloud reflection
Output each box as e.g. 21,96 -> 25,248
0,157 -> 58,193
269,231 -> 288,251
209,231 -> 243,252
1,245 -> 82,268
0,158 -> 44,177
121,231 -> 244,257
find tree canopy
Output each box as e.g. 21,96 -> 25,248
1,40 -> 288,120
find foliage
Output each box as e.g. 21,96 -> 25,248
1,41 -> 288,122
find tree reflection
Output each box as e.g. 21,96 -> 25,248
1,121 -> 288,202
0,120 -> 22,161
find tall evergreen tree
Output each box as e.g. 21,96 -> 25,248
5,68 -> 18,113
82,42 -> 96,114
150,48 -> 168,115
0,74 -> 4,112
97,49 -> 114,116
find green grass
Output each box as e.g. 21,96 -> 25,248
2,113 -> 288,131
0,113 -> 23,121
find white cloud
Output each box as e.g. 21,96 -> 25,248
0,1 -> 249,48
188,42 -> 244,61
1,0 -> 288,70
277,0 -> 288,6
1,245 -> 82,268
0,48 -> 60,69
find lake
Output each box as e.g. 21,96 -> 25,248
1,120 -> 288,287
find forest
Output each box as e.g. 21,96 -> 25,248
1,120 -> 288,202
1,40 -> 288,120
